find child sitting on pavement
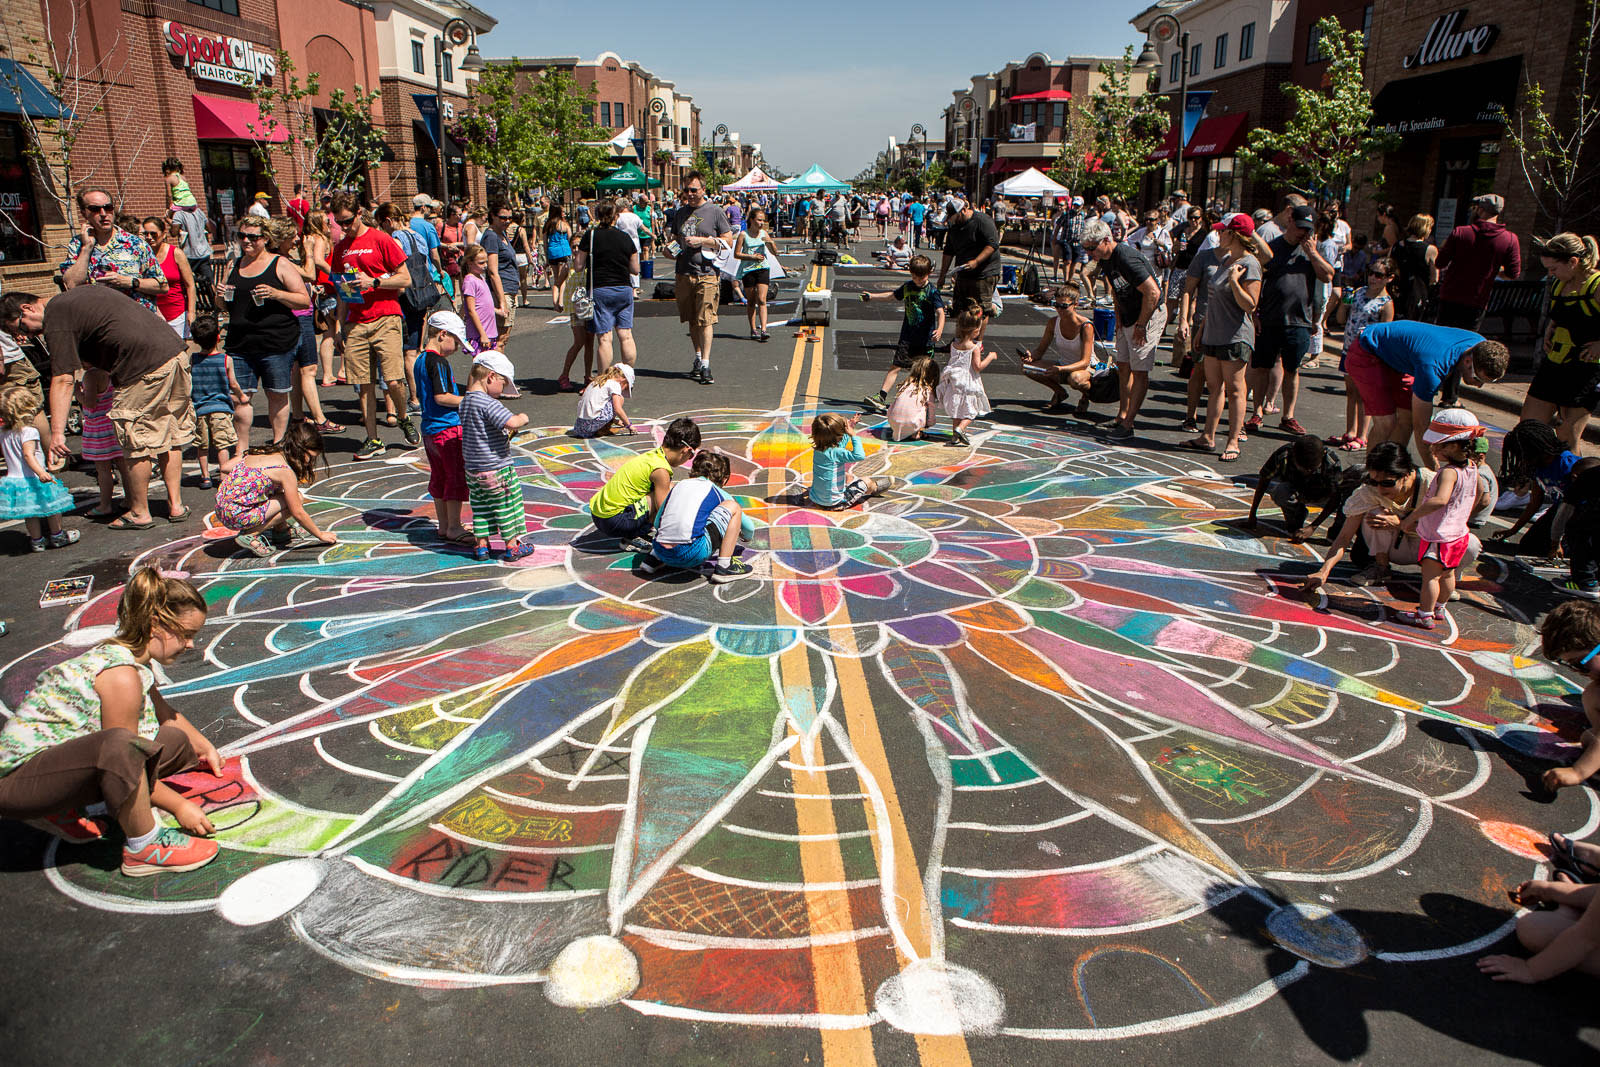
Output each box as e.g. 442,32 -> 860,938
643,451 -> 752,584
1300,442 -> 1417,591
860,255 -> 945,415
809,412 -> 888,509
1245,433 -> 1346,543
413,309 -> 473,545
1537,599 -> 1600,792
587,417 -> 701,548
460,351 -> 535,563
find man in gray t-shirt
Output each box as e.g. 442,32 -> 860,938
666,171 -> 733,383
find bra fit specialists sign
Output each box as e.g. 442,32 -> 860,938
1403,9 -> 1499,69
163,22 -> 277,86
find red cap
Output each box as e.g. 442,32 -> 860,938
1212,212 -> 1255,236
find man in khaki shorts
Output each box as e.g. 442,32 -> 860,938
2,286 -> 191,528
667,172 -> 732,385
328,191 -> 417,460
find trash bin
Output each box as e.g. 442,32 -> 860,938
641,259 -> 654,280
1093,306 -> 1116,341
1002,264 -> 1017,288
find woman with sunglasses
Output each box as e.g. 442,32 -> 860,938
1020,284 -> 1095,413
140,216 -> 196,340
1299,441 -> 1417,592
221,215 -> 311,451
1327,258 -> 1396,453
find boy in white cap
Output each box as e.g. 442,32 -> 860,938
414,310 -> 473,544
461,350 -> 533,562
1398,407 -> 1486,628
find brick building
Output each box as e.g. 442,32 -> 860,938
1356,0 -> 1600,252
0,0 -> 493,296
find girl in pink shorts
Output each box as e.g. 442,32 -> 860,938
1398,408 -> 1486,629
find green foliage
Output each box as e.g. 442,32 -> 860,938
316,87 -> 387,191
248,53 -> 383,193
1084,47 -> 1170,202
1505,0 -> 1600,229
519,69 -> 612,197
1238,17 -> 1397,204
1048,104 -> 1100,195
449,61 -> 538,201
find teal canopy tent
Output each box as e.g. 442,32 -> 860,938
781,164 -> 851,193
595,162 -> 662,189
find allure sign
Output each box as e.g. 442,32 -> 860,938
1403,10 -> 1499,69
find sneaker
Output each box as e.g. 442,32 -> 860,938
708,557 -> 753,583
30,537 -> 47,553
949,429 -> 971,447
759,330 -> 771,343
1280,417 -> 1309,435
26,809 -> 110,844
473,545 -> 491,561
398,417 -> 421,447
1394,609 -> 1436,631
407,401 -> 422,415
637,553 -> 666,576
354,437 -> 387,461
623,536 -> 655,555
1557,579 -> 1600,600
700,365 -> 715,385
689,358 -> 705,383
1245,414 -> 1264,432
1349,563 -> 1389,587
1431,607 -> 1450,621
503,540 -> 538,563
862,392 -> 888,414
558,374 -> 574,392
120,826 -> 220,877
47,529 -> 81,549
235,532 -> 273,558
1105,423 -> 1135,441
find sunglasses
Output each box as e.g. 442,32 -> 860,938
1365,476 -> 1398,487
1559,643 -> 1600,675
1052,301 -> 1075,309
241,232 -> 266,242
85,203 -> 113,213
334,216 -> 356,226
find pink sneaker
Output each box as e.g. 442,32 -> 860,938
1394,609 -> 1436,630
120,826 -> 220,877
26,810 -> 110,844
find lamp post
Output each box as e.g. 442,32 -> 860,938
434,16 -> 484,209
957,94 -> 977,200
909,122 -> 926,190
1137,14 -> 1188,200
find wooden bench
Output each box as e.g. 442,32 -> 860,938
1480,278 -> 1545,345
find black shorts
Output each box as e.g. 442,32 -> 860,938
894,333 -> 935,367
952,273 -> 997,318
1528,355 -> 1600,413
1203,342 -> 1253,362
741,269 -> 770,289
1251,321 -> 1312,371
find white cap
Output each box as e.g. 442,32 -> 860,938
1422,406 -> 1484,444
617,364 -> 635,393
411,193 -> 432,209
472,350 -> 516,382
426,309 -> 470,350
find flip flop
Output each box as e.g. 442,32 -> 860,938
166,508 -> 191,523
107,515 -> 156,531
1219,447 -> 1241,462
1549,832 -> 1600,882
1178,438 -> 1214,453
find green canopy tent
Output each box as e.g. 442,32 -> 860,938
595,162 -> 662,189
781,164 -> 851,193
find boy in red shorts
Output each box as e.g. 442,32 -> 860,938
413,310 -> 472,544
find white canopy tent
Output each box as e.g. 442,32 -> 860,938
994,167 -> 1069,198
722,165 -> 785,192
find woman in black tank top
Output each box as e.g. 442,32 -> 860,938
222,215 -> 311,448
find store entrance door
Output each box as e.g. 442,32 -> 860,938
1432,136 -> 1500,241
199,142 -> 267,251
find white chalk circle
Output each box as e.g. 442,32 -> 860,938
215,858 -> 327,926
544,935 -> 641,1008
874,960 -> 1005,1036
1265,903 -> 1369,968
61,623 -> 118,648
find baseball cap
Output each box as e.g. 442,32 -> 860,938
1473,193 -> 1505,214
426,309 -> 470,350
411,193 -> 432,209
1213,212 -> 1256,236
254,192 -> 271,200
1172,189 -> 1188,199
1071,195 -> 1084,206
472,351 -> 516,382
1422,406 -> 1485,444
1290,204 -> 1315,229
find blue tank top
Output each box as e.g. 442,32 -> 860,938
190,350 -> 233,416
547,229 -> 572,258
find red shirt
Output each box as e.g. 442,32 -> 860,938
330,226 -> 406,324
287,197 -> 311,232
1436,219 -> 1522,308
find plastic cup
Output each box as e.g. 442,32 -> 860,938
251,289 -> 265,306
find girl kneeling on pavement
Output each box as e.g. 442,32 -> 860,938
215,421 -> 339,558
0,568 -> 226,876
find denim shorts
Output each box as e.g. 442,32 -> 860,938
591,286 -> 635,334
293,313 -> 318,368
230,347 -> 295,394
653,502 -> 732,569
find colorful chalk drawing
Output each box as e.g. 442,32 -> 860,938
2,408 -> 1593,1045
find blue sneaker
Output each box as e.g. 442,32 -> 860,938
503,540 -> 538,562
473,545 -> 491,561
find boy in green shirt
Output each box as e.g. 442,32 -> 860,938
587,416 -> 701,545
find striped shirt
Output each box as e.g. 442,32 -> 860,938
459,390 -> 513,473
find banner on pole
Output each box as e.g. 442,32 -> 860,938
1181,91 -> 1213,148
413,93 -> 441,147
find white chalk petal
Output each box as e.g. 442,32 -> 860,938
215,858 -> 327,926
61,624 -> 118,648
544,935 -> 640,1008
874,960 -> 1004,1036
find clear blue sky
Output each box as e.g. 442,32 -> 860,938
475,1 -> 1145,177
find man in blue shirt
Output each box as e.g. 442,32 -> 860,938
1350,320 -> 1509,459
907,199 -> 927,249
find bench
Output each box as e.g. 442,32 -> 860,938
1480,278 -> 1545,345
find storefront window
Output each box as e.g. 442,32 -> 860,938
200,142 -> 268,240
0,120 -> 44,264
1207,157 -> 1240,210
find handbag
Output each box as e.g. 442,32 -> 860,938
570,234 -> 596,322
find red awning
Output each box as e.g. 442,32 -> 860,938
1010,89 -> 1072,102
1145,111 -> 1250,162
192,92 -> 286,143
1185,111 -> 1250,158
987,157 -> 1053,174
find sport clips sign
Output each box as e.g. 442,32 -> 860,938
163,22 -> 278,86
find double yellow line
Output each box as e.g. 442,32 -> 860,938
768,264 -> 974,1067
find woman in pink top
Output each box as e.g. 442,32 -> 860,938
142,216 -> 196,338
1398,408 -> 1486,629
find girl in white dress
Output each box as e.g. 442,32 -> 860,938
937,309 -> 997,447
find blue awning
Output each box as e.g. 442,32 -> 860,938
0,58 -> 74,120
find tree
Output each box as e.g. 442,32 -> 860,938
1085,47 -> 1169,203
1506,0 -> 1600,230
518,69 -> 611,198
245,53 -> 383,195
1238,17 -> 1397,205
1048,104 -> 1100,194
0,0 -> 155,238
450,60 -> 537,202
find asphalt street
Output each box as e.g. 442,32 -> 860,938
0,231 -> 1596,1066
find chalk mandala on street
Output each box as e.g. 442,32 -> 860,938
1,408 -> 1588,1040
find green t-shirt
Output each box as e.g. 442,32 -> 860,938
589,447 -> 670,519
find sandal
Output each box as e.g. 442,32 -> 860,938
1178,438 -> 1214,453
1219,447 -> 1241,462
381,413 -> 399,428
166,508 -> 191,523
1339,437 -> 1367,452
1325,432 -> 1354,445
107,515 -> 156,531
1549,833 -> 1600,882
1181,417 -> 1200,434
315,420 -> 339,434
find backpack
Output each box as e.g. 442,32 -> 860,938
652,279 -> 676,300
394,227 -> 443,314
1018,265 -> 1041,296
